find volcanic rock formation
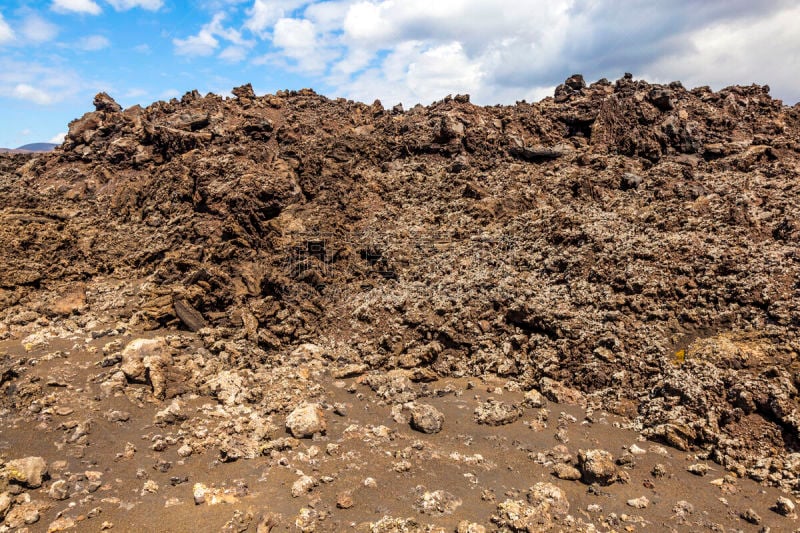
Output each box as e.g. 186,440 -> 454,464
1,74 -> 800,501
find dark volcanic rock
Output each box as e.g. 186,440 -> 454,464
1,74 -> 800,493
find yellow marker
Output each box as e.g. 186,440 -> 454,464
675,349 -> 686,364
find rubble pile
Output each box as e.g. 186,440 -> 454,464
1,74 -> 799,498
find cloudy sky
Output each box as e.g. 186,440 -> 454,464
0,0 -> 798,147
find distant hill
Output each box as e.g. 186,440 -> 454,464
0,142 -> 58,154
17,143 -> 58,152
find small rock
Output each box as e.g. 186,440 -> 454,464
629,444 -> 646,455
774,496 -> 796,516
294,507 -> 318,532
286,403 -> 327,438
409,403 -> 444,434
291,475 -> 316,498
93,92 -> 122,112
336,491 -> 353,509
474,400 -> 522,426
523,389 -> 545,408
651,463 -> 667,478
415,489 -> 462,516
627,496 -> 649,509
193,483 -> 208,505
120,337 -> 170,399
142,479 -> 159,494
528,482 -> 569,515
456,521 -> 486,533
232,83 -> 256,99
0,491 -> 11,518
617,452 -> 636,467
552,463 -> 582,481
177,444 -> 193,458
5,456 -> 48,488
740,508 -> 761,525
48,479 -> 70,500
104,410 -> 130,423
47,516 -> 76,532
578,449 -> 617,485
687,463 -> 709,476
4,502 -> 40,528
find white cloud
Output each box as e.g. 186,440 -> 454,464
273,17 -> 316,51
52,0 -> 102,15
244,0 -> 310,36
12,84 -> 56,105
134,43 -> 151,53
0,14 -> 14,43
0,58 -> 84,106
20,14 -> 59,43
77,34 -> 110,50
643,4 -> 800,104
174,12 -> 253,57
48,131 -> 66,143
106,0 -> 163,11
174,27 -> 219,56
336,40 -> 485,106
166,0 -> 800,106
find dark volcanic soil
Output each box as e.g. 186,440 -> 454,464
0,75 -> 799,531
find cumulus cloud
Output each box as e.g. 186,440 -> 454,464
315,0 -> 799,105
106,0 -> 163,11
48,131 -> 66,143
642,4 -> 800,104
12,84 -> 56,105
174,12 -> 253,57
244,0 -> 310,37
52,0 -> 103,15
0,58 -> 84,106
0,13 -> 14,44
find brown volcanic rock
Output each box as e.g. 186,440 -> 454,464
0,76 -> 799,493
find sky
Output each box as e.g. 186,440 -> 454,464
0,0 -> 799,148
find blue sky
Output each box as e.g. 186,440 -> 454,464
1,0 -> 798,148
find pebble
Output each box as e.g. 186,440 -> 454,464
627,496 -> 649,509
687,463 -> 709,476
652,463 -> 667,477
48,479 -> 70,500
774,496 -> 795,516
336,491 -> 354,509
740,508 -> 761,525
193,483 -> 208,505
46,516 -> 76,532
552,463 -> 582,481
291,476 -> 316,498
